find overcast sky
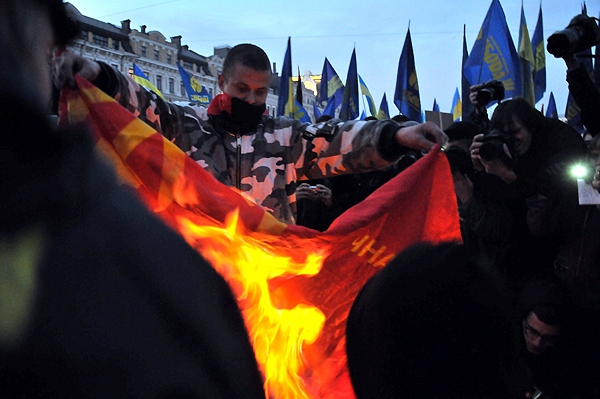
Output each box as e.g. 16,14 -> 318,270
70,0 -> 599,117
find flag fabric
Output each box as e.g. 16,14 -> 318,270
359,75 -> 377,117
339,48 -> 359,121
60,76 -> 462,399
378,93 -> 390,120
296,66 -> 303,105
463,0 -> 522,102
531,4 -> 546,103
432,98 -> 440,112
451,88 -> 462,122
293,99 -> 312,123
359,110 -> 366,120
313,102 -> 322,120
546,91 -> 557,119
518,4 -> 535,105
132,63 -> 165,100
177,64 -> 211,105
317,58 -> 345,113
461,25 -> 474,122
277,37 -> 294,117
394,28 -> 422,122
565,92 -> 584,133
322,96 -> 338,118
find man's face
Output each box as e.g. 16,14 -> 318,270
522,312 -> 560,355
505,117 -> 533,156
218,63 -> 270,105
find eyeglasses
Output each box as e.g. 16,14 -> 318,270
523,321 -> 559,346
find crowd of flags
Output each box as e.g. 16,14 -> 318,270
133,0 -> 599,132
276,0 -> 599,134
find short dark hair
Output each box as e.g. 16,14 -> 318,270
490,97 -> 545,136
222,44 -> 271,81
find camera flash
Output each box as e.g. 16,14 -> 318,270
571,164 -> 588,179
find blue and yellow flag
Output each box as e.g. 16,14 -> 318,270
463,0 -> 521,102
359,74 -> 377,117
313,102 -> 322,120
378,93 -> 390,120
318,58 -> 345,115
461,25 -> 473,122
518,4 -> 535,105
432,98 -> 440,112
133,63 -> 165,100
293,99 -> 312,123
177,64 -> 211,105
531,4 -> 546,103
546,92 -> 557,119
277,37 -> 294,117
339,48 -> 359,121
394,28 -> 422,122
451,88 -> 462,122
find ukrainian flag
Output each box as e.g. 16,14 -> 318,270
132,63 -> 165,100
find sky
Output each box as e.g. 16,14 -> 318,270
69,0 -> 600,118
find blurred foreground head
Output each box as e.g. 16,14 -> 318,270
346,243 -> 522,399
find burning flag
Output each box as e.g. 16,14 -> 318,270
59,77 -> 462,399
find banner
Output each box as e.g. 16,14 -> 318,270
59,77 -> 462,399
394,28 -> 422,122
177,64 -> 211,105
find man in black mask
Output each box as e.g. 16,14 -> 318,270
54,44 -> 447,223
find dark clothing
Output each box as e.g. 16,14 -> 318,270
459,117 -> 588,290
0,96 -> 265,399
566,63 -> 600,136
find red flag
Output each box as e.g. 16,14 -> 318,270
60,77 -> 462,399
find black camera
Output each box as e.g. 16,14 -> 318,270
475,80 -> 505,106
547,14 -> 600,57
445,145 -> 472,175
479,129 -> 515,166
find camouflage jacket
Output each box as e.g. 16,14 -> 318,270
95,63 -> 404,223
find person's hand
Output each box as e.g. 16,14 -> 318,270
470,134 -> 516,183
53,51 -> 101,88
593,166 -> 600,193
469,84 -> 482,107
395,121 -> 448,152
313,184 -> 332,207
469,134 -> 485,172
295,183 -> 316,201
451,169 -> 474,204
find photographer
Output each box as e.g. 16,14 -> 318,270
548,14 -> 600,137
460,96 -> 588,292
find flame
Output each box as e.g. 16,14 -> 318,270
176,210 -> 328,399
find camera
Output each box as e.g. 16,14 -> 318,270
547,14 -> 600,57
475,80 -> 505,106
479,129 -> 515,166
445,145 -> 472,174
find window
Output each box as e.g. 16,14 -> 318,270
92,34 -> 108,47
169,78 -> 174,93
81,31 -> 89,42
208,88 -> 213,97
180,81 -> 186,96
166,54 -> 172,64
156,75 -> 162,91
141,45 -> 146,58
112,40 -> 119,50
153,49 -> 159,61
183,61 -> 193,71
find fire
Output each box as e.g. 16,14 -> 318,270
177,210 -> 328,399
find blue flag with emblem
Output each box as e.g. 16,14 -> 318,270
133,63 -> 165,100
339,48 -> 359,121
359,75 -> 377,117
394,27 -> 422,122
546,92 -> 557,119
277,37 -> 294,117
378,93 -> 390,120
318,58 -> 345,115
432,98 -> 440,112
451,88 -> 462,122
177,64 -> 211,105
531,4 -> 546,103
461,25 -> 474,122
463,0 -> 521,102
518,4 -> 535,105
293,99 -> 312,123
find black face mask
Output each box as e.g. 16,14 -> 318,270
229,97 -> 266,129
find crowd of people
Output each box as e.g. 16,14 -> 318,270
2,0 -> 600,398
